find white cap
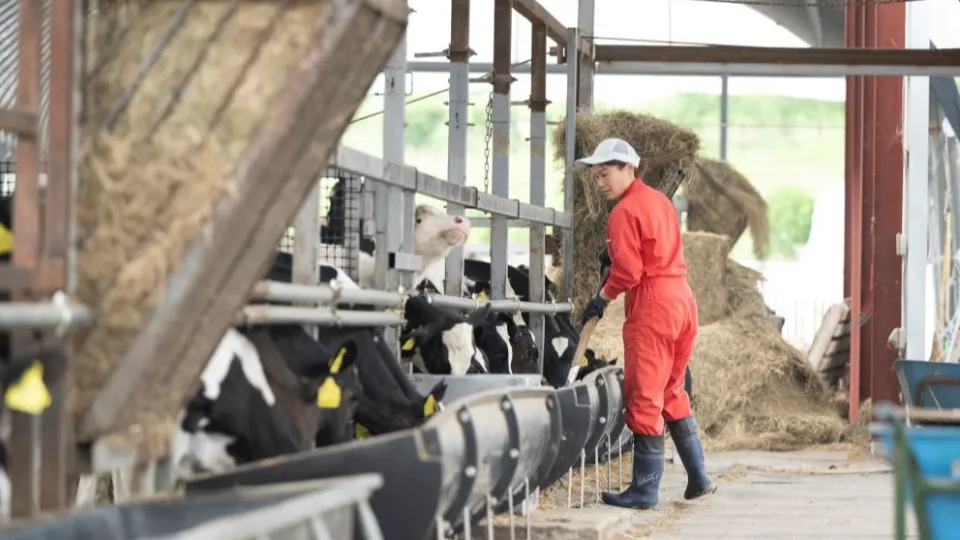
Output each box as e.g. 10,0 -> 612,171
575,138 -> 641,168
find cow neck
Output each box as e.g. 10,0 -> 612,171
243,328 -> 318,451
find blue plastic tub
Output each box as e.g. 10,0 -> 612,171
873,422 -> 960,539
893,360 -> 960,409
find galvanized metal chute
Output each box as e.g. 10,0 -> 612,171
75,0 -> 411,469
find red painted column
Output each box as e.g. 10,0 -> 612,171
844,2 -> 905,418
867,2 -> 904,405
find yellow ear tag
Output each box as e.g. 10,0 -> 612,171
401,338 -> 416,352
476,290 -> 488,301
328,347 -> 347,374
355,423 -> 372,439
5,361 -> 52,415
423,394 -> 439,417
317,377 -> 342,409
579,356 -> 589,367
0,223 -> 12,256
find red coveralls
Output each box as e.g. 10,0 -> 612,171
601,180 -> 697,436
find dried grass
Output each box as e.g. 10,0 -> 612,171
691,261 -> 846,450
685,158 -> 770,259
683,232 -> 731,326
551,110 -> 700,312
73,1 -> 331,419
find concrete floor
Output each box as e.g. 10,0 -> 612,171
501,448 -> 916,539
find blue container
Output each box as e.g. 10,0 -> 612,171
873,422 -> 960,539
893,360 -> 960,409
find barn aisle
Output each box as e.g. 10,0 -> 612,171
633,449 -> 916,539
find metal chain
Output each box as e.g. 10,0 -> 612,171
689,0 -> 925,7
482,92 -> 493,194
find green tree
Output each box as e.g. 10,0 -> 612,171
406,102 -> 446,149
766,185 -> 815,258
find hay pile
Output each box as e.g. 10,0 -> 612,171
686,158 -> 770,259
682,232 -> 732,326
552,110 -> 700,311
74,2 -> 331,419
691,265 -> 845,450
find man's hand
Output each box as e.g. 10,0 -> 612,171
579,295 -> 609,327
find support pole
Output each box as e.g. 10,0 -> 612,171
40,0 -> 77,513
902,0 -> 930,360
576,0 -> 595,112
10,0 -> 44,520
379,33 -> 408,356
844,0 -> 865,420
490,0 -> 513,300
949,137 -> 960,315
562,28 -> 579,302
719,75 -> 729,160
528,22 -> 549,372
445,0 -> 471,297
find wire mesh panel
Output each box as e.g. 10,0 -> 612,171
0,159 -> 13,196
277,167 -> 365,283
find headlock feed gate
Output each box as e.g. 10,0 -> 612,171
0,0 -> 679,538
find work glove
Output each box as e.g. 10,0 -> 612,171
579,295 -> 609,327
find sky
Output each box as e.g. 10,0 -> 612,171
373,0 -> 960,107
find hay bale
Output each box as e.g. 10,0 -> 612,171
551,110 -> 701,312
686,158 -> 770,259
691,262 -> 845,450
73,2 -> 333,420
682,232 -> 731,326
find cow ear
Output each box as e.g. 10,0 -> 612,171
328,346 -> 350,374
608,358 -> 618,366
466,303 -> 492,326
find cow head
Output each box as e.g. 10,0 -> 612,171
413,205 -> 471,266
402,297 -> 491,375
568,351 -> 618,383
311,342 -> 363,448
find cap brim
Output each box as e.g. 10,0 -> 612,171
574,155 -> 607,167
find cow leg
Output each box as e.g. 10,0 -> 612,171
74,474 -> 100,507
112,461 -> 158,503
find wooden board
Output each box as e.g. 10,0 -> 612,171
808,300 -> 851,372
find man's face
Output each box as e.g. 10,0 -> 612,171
592,163 -> 634,200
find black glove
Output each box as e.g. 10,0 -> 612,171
579,296 -> 609,327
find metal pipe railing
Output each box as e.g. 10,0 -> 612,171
235,306 -> 403,327
249,281 -> 407,308
425,293 -> 572,315
0,299 -> 92,330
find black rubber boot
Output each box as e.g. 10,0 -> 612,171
600,433 -> 663,510
667,416 -> 717,500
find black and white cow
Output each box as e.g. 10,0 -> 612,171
171,325 -> 362,477
318,202 -> 472,290
264,252 -> 448,431
401,287 -> 492,376
0,347 -> 65,520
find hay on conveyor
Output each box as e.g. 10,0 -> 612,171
686,158 -> 770,260
552,110 -> 701,312
690,260 -> 845,450
74,1 -> 331,421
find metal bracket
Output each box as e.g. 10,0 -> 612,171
389,252 -> 422,273
888,327 -> 906,352
896,233 -> 907,256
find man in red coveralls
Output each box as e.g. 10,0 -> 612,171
576,138 -> 716,510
